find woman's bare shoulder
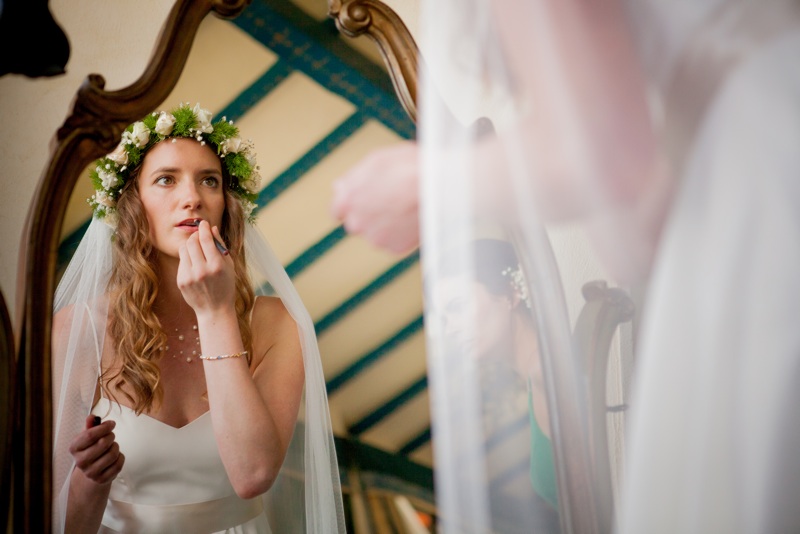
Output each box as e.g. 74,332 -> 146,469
253,294 -> 288,314
250,296 -> 300,361
52,296 -> 110,343
251,295 -> 296,331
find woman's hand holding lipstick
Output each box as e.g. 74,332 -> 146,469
177,220 -> 237,315
185,219 -> 228,255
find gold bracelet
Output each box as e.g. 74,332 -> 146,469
199,350 -> 249,361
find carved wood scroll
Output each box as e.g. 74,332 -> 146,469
328,0 -> 419,122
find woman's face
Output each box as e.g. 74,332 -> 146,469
438,273 -> 513,359
137,138 -> 226,258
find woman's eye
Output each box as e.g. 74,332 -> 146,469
155,176 -> 174,185
202,176 -> 220,187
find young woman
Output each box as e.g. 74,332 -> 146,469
52,104 -> 345,533
436,238 -> 559,533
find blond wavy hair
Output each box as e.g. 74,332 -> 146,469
103,158 -> 255,414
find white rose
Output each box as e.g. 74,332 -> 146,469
95,190 -> 115,208
107,142 -> 129,165
244,147 -> 257,168
103,209 -> 120,229
131,121 -> 151,147
155,112 -> 176,136
242,171 -> 261,193
193,104 -> 214,133
123,121 -> 151,148
220,137 -> 243,155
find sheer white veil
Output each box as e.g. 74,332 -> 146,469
416,0 -> 800,532
52,218 -> 346,533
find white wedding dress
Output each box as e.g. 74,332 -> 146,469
92,397 -> 271,534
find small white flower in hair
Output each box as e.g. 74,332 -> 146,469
98,168 -> 119,190
502,265 -> 532,309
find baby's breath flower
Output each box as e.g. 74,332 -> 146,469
242,200 -> 257,220
98,168 -> 119,190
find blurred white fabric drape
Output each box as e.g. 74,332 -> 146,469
415,0 -> 800,532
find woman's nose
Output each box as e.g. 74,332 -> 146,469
180,181 -> 202,209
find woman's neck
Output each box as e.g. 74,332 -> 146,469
511,311 -> 539,376
153,254 -> 187,315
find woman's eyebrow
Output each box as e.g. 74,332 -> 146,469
146,166 -> 180,176
146,166 -> 222,176
197,167 -> 223,175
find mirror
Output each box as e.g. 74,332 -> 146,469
12,0 -> 436,531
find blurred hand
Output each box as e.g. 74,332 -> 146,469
330,141 -> 421,255
69,415 -> 124,485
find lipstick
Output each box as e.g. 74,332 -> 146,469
184,219 -> 229,255
213,237 -> 229,256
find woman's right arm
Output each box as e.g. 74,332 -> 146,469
52,308 -> 124,533
64,416 -> 124,533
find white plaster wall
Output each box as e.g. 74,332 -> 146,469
0,0 -> 175,332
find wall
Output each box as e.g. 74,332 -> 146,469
0,0 -> 175,332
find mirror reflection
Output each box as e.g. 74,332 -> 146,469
433,237 -> 560,533
52,0 -> 437,531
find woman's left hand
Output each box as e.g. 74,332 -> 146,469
177,220 -> 236,315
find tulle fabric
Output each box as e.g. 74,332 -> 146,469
416,0 -> 800,532
52,219 -> 346,533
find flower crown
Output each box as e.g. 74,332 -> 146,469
502,265 -> 532,309
88,103 -> 261,227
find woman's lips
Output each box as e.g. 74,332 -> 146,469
176,219 -> 228,255
178,218 -> 202,228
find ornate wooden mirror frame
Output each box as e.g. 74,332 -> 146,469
3,0 -> 623,531
7,1 -> 251,531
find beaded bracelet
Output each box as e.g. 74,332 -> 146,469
199,350 -> 249,361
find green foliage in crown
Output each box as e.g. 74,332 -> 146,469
88,103 -> 261,226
